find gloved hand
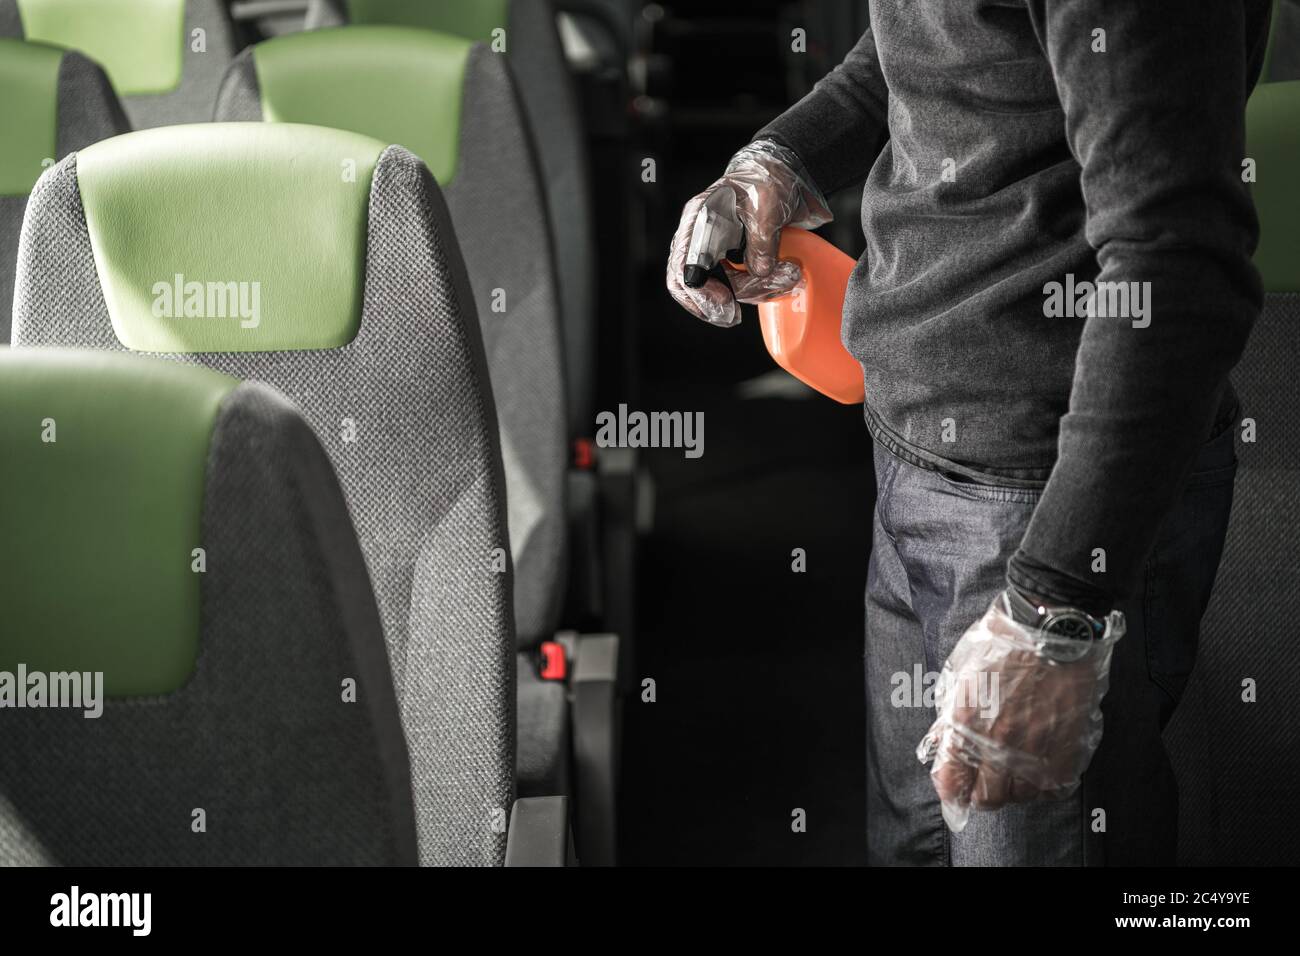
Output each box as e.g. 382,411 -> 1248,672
916,591 -> 1124,833
666,139 -> 831,328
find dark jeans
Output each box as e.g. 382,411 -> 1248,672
865,425 -> 1238,866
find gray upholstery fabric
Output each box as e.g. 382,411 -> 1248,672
304,0 -> 343,30
215,41 -> 569,649
0,197 -> 25,344
508,0 -> 596,436
56,51 -> 131,153
0,794 -> 54,866
213,47 -> 262,120
0,379 -> 419,865
215,29 -> 572,802
0,0 -> 19,35
517,655 -> 571,797
1166,293 -> 1300,865
0,0 -> 240,127
12,147 -> 516,866
1,50 -> 127,345
445,45 -> 568,646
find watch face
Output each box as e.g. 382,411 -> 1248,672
1043,611 -> 1094,642
1040,610 -> 1097,662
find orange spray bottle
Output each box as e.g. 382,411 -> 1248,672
682,191 -> 864,404
750,228 -> 864,405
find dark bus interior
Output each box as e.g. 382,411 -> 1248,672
1,0 -> 1297,871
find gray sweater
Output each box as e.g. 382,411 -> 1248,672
759,0 -> 1272,614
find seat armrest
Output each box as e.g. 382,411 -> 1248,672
505,796 -> 572,867
557,632 -> 620,866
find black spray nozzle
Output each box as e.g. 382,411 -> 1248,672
682,188 -> 746,289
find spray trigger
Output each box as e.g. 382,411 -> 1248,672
682,188 -> 746,290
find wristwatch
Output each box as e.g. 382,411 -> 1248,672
1003,585 -> 1120,662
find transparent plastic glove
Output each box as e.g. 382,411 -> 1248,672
666,139 -> 832,328
916,591 -> 1125,833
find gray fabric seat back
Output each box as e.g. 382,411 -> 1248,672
308,0 -> 597,437
0,0 -> 240,128
216,29 -> 569,645
1165,80 -> 1300,864
504,0 -> 596,436
1,40 -> 128,343
1167,300 -> 1300,865
0,348 -> 418,865
11,123 -> 516,866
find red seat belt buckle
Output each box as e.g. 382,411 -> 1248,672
539,641 -> 567,681
573,437 -> 595,471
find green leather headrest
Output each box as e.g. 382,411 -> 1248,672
15,0 -> 185,95
346,0 -> 510,43
0,37 -> 62,197
253,26 -> 473,185
1246,80 -> 1300,292
76,122 -> 387,352
0,348 -> 236,696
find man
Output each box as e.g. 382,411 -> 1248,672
667,1 -> 1272,865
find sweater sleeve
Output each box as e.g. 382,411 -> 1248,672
753,28 -> 890,196
1007,0 -> 1265,613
